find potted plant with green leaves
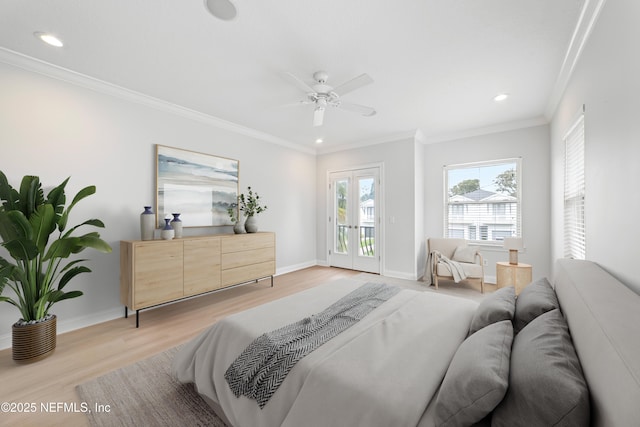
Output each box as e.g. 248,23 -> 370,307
0,171 -> 112,363
237,186 -> 267,233
227,202 -> 245,234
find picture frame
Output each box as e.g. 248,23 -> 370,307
156,145 -> 239,228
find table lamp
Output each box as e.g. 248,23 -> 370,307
504,237 -> 524,265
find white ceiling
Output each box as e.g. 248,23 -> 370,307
0,0 -> 587,152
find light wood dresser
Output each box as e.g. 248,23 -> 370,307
120,232 -> 275,327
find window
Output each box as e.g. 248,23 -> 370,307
444,159 -> 521,244
493,203 -> 507,216
564,112 -> 585,259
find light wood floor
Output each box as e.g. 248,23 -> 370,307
0,266 -> 360,427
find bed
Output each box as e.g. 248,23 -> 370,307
172,259 -> 640,427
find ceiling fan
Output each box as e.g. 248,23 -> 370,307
284,70 -> 376,126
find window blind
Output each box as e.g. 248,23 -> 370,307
564,114 -> 585,259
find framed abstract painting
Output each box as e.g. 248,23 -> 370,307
156,145 -> 239,227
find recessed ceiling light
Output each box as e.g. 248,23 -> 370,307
315,138 -> 323,144
494,93 -> 509,102
34,32 -> 64,47
204,0 -> 238,21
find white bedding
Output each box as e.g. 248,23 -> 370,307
172,278 -> 478,427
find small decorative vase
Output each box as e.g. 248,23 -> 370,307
233,219 -> 246,234
170,213 -> 183,238
161,218 -> 174,240
12,314 -> 57,363
140,206 -> 155,241
245,215 -> 258,233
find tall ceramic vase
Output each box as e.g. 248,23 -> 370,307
170,213 -> 183,238
245,215 -> 258,233
140,206 -> 155,241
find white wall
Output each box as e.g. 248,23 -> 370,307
423,124 -> 551,282
414,141 -> 426,277
550,0 -> 640,294
316,136 -> 423,279
0,60 -> 317,348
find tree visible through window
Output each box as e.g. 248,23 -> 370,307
444,159 -> 521,243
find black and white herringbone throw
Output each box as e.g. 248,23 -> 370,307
224,282 -> 401,408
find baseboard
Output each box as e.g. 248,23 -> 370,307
0,306 -> 125,351
0,331 -> 11,351
382,269 -> 419,281
275,260 -> 318,276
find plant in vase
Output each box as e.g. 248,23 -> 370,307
227,203 -> 245,234
0,171 -> 112,363
238,186 -> 267,233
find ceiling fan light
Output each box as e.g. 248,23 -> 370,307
313,108 -> 325,127
494,93 -> 509,102
204,0 -> 238,21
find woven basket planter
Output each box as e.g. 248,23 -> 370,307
12,315 -> 57,363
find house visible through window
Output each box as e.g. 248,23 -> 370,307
564,111 -> 585,259
444,159 -> 521,244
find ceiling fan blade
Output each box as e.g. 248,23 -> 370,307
313,108 -> 325,126
279,99 -> 313,108
338,101 -> 376,117
284,72 -> 316,94
332,73 -> 374,96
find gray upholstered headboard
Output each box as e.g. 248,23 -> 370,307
553,259 -> 640,427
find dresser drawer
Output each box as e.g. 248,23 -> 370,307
221,261 -> 275,286
221,232 -> 275,253
221,247 -> 274,270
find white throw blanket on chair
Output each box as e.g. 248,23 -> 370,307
423,250 -> 468,285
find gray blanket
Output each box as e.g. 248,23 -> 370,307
224,282 -> 401,408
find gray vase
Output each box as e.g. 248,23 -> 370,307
233,219 -> 246,234
245,216 -> 258,233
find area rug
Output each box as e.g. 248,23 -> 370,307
76,346 -> 226,427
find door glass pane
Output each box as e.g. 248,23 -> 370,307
335,179 -> 349,254
358,177 -> 375,257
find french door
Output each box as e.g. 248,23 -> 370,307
329,167 -> 381,273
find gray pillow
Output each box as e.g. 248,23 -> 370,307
434,320 -> 513,427
492,309 -> 590,427
513,277 -> 558,333
468,286 -> 515,336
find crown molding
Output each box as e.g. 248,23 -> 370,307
544,0 -> 608,119
413,128 -> 427,145
421,116 -> 548,144
0,47 -> 315,155
315,130 -> 420,155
